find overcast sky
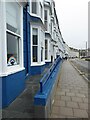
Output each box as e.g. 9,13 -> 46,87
55,0 -> 88,49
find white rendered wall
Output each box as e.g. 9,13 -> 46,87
0,1 -> 7,76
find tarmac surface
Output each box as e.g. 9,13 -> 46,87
70,58 -> 90,80
50,60 -> 88,118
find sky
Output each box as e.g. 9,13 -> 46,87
55,0 -> 88,49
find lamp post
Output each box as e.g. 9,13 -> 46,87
86,41 -> 87,57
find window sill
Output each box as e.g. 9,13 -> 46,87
45,60 -> 51,62
45,31 -> 51,35
31,62 -> 45,66
0,66 -> 25,77
30,13 -> 44,23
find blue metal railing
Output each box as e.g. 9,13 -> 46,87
40,56 -> 61,93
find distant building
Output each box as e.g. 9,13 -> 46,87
44,0 -> 65,62
63,42 -> 79,58
69,47 -> 79,58
79,49 -> 87,58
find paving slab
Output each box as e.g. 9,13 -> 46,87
66,101 -> 79,109
76,93 -> 86,98
60,96 -> 71,101
71,97 -> 83,103
59,107 -> 73,117
78,103 -> 88,110
56,91 -> 65,96
54,100 -> 66,107
55,95 -> 61,100
73,109 -> 88,118
66,92 -> 76,97
52,106 -> 60,115
82,98 -> 88,103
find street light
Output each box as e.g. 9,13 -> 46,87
86,41 -> 88,57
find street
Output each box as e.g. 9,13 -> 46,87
70,58 -> 90,80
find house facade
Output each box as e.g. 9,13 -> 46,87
44,0 -> 65,62
0,0 -> 65,108
29,0 -> 46,75
0,0 -> 28,108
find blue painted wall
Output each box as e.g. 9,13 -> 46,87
31,64 -> 46,75
0,77 -> 2,108
45,61 -> 52,67
1,70 -> 25,108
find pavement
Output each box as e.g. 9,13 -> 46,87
50,60 -> 88,118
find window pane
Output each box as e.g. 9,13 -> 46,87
6,2 -> 21,34
33,28 -> 38,45
32,1 -> 37,14
45,50 -> 47,60
45,40 -> 48,60
41,47 -> 43,61
44,10 -> 48,30
7,32 -> 19,66
40,3 -> 43,18
44,10 -> 47,20
45,40 -> 47,49
45,21 -> 47,30
32,46 -> 38,62
33,36 -> 38,45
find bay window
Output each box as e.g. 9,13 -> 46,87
32,28 -> 38,62
6,2 -> 21,66
31,27 -> 45,65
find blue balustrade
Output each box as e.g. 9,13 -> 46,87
39,57 -> 61,93
34,56 -> 62,106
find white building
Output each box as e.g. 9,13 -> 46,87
44,0 -> 65,63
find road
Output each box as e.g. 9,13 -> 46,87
70,58 -> 90,80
